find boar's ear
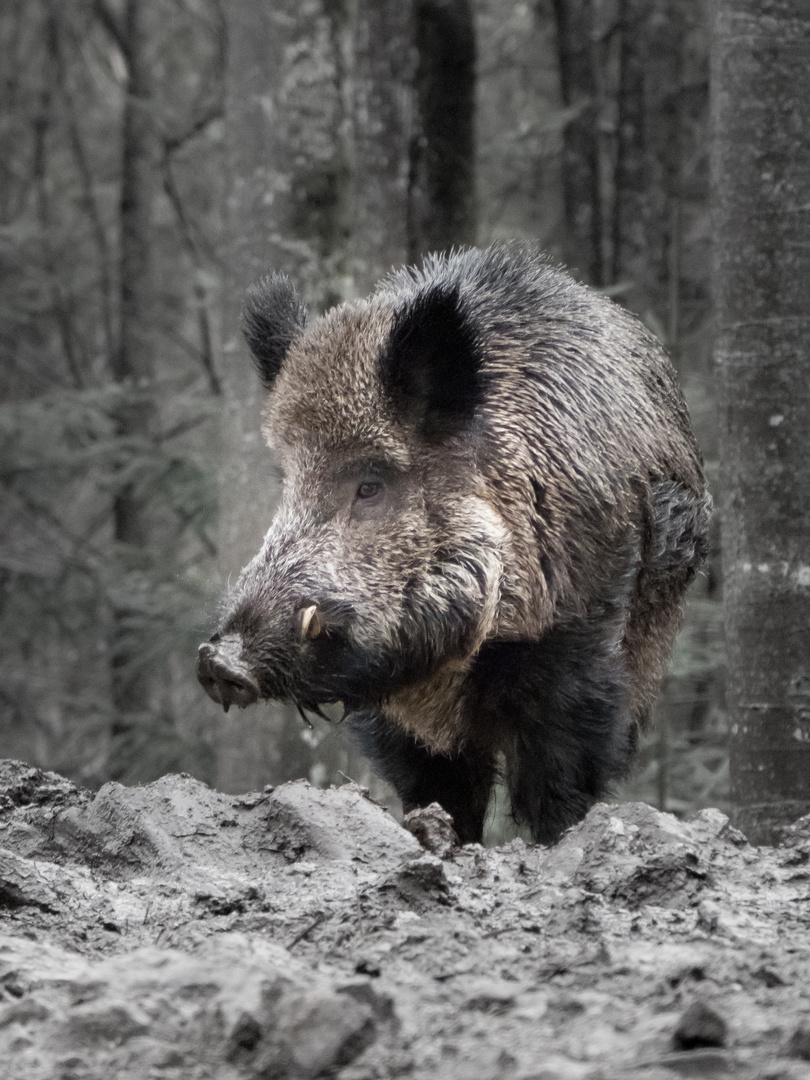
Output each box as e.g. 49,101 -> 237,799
241,273 -> 308,389
381,282 -> 484,441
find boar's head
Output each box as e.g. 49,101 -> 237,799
197,271 -> 508,720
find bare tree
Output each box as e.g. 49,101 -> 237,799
713,0 -> 810,842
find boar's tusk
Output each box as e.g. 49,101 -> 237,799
295,701 -> 314,729
297,604 -> 321,640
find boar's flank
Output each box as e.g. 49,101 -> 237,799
197,246 -> 710,845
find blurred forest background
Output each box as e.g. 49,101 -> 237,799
0,0 -> 726,832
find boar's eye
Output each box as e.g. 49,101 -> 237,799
356,480 -> 383,500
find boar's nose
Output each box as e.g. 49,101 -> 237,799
197,635 -> 260,712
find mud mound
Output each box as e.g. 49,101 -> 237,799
1,760 -> 809,1079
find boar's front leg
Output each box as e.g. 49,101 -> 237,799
346,709 -> 496,844
472,628 -> 637,846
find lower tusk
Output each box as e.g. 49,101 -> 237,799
295,701 -> 314,729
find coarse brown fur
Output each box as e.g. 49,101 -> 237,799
198,246 -> 711,845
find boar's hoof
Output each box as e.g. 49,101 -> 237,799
197,636 -> 260,712
295,604 -> 322,641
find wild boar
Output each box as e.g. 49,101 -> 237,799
197,246 -> 710,845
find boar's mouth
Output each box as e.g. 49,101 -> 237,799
197,600 -> 362,714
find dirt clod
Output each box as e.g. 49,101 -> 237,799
672,1000 -> 728,1050
787,1026 -> 810,1062
402,802 -> 460,857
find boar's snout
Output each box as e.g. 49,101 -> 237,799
197,634 -> 260,713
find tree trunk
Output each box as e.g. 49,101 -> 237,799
473,0 -> 565,250
109,0 -> 166,763
407,0 -> 476,260
220,0 -> 359,586
713,0 -> 810,843
352,0 -> 413,290
612,0 -> 685,328
218,0 -> 413,795
551,0 -> 602,284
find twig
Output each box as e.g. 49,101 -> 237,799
164,102 -> 222,154
161,153 -> 222,394
93,0 -> 127,59
288,911 -> 330,948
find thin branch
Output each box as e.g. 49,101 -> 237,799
92,0 -> 127,59
171,506 -> 217,558
161,154 -> 222,394
154,413 -> 213,444
6,485 -> 108,572
288,911 -> 331,948
164,101 -> 222,155
161,146 -> 217,262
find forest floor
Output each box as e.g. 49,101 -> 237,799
0,760 -> 809,1080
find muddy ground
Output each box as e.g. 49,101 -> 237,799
0,759 -> 808,1080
